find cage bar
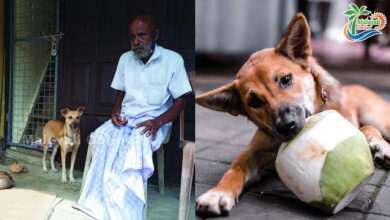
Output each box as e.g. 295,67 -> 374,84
8,0 -> 58,151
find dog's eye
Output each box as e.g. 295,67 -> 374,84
279,73 -> 292,88
76,116 -> 80,119
248,96 -> 263,108
68,116 -> 73,119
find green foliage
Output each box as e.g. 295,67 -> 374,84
349,3 -> 359,12
344,9 -> 356,16
344,3 -> 372,35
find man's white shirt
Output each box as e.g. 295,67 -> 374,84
111,44 -> 192,125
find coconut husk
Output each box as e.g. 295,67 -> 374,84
0,171 -> 14,190
9,160 -> 27,173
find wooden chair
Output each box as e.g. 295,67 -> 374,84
177,136 -> 195,220
144,126 -> 171,220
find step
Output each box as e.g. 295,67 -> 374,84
5,146 -> 56,167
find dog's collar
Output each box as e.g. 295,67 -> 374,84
321,88 -> 328,103
320,88 -> 328,110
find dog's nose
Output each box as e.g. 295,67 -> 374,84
72,122 -> 79,128
274,105 -> 304,141
275,120 -> 297,137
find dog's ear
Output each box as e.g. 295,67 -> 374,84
276,13 -> 311,65
195,82 -> 246,116
77,106 -> 86,115
61,108 -> 70,117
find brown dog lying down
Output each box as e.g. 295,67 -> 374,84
195,13 -> 390,216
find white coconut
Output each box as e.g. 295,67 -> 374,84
275,110 -> 374,214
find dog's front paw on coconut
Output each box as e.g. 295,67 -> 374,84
196,190 -> 236,217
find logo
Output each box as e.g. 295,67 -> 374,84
343,3 -> 387,42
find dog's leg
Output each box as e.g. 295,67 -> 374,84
50,144 -> 59,173
69,147 -> 78,183
60,148 -> 67,184
344,85 -> 390,168
42,134 -> 49,173
360,125 -> 390,168
196,130 -> 279,216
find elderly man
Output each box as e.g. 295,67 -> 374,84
77,14 -> 192,219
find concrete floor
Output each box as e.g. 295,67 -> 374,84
0,146 -> 195,220
0,153 -> 88,220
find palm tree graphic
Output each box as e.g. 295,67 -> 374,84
344,3 -> 371,35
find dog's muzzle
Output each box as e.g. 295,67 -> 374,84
273,105 -> 306,142
70,122 -> 79,131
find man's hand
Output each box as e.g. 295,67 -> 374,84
111,91 -> 127,127
136,118 -> 163,141
111,112 -> 128,127
135,95 -> 187,141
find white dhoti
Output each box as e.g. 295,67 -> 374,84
77,117 -> 168,220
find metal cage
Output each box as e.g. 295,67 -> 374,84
8,0 -> 59,150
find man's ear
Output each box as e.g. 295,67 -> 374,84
276,13 -> 312,64
153,28 -> 160,41
61,108 -> 70,117
195,82 -> 246,116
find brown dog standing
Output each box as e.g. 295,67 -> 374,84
196,13 -> 390,216
42,107 -> 85,183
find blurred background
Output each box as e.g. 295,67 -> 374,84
196,0 -> 390,71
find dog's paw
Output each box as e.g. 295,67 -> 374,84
52,168 -> 58,173
70,177 -> 76,183
43,168 -> 48,173
369,139 -> 390,169
196,190 -> 235,217
61,178 -> 67,184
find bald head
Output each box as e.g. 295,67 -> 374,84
130,14 -> 156,31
